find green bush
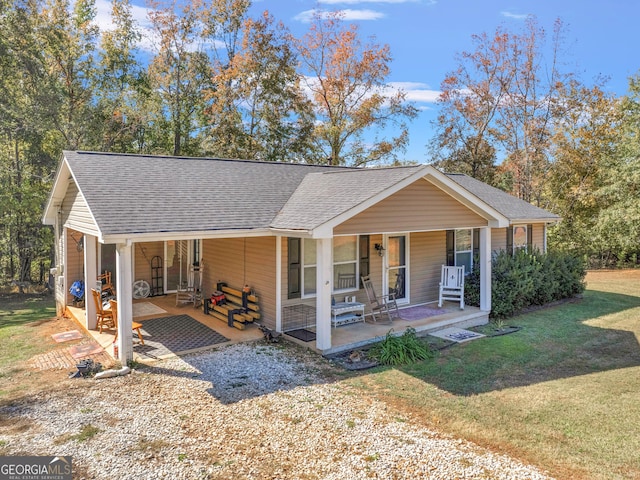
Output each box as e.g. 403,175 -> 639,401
368,327 -> 433,365
464,249 -> 586,319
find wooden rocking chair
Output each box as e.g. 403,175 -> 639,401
91,288 -> 115,333
109,299 -> 145,345
438,265 -> 465,309
361,275 -> 398,323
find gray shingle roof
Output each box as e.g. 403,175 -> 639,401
64,151 -> 342,236
61,151 -> 559,238
271,166 -> 425,230
446,173 -> 560,222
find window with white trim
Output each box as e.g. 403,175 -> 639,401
291,236 -> 360,298
333,236 -> 357,291
513,225 -> 527,253
302,238 -> 316,296
455,229 -> 473,275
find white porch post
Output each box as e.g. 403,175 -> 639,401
275,237 -> 282,332
116,241 -> 134,363
479,226 -> 492,312
83,234 -> 97,330
315,237 -> 332,351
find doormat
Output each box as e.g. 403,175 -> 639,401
134,315 -> 229,358
52,330 -> 84,343
399,305 -> 447,321
285,329 -> 316,342
133,302 -> 167,318
429,327 -> 485,343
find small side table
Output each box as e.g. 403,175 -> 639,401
331,302 -> 365,328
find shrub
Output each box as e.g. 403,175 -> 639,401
368,327 -> 433,365
464,249 -> 586,319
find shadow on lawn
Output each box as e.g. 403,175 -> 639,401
400,289 -> 640,396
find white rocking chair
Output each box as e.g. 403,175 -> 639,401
438,265 -> 465,309
176,263 -> 204,307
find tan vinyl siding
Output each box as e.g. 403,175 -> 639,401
202,237 -> 276,328
532,224 -> 545,251
134,242 -> 164,287
491,224 -> 546,253
409,231 -> 447,304
491,228 -> 507,252
62,182 -> 99,236
334,178 -> 487,235
65,228 -> 85,304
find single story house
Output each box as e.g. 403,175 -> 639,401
42,151 -> 560,361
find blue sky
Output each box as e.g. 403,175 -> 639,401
256,0 -> 639,161
96,0 -> 639,162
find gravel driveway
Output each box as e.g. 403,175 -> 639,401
0,342 -> 553,479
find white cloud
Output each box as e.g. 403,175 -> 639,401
389,82 -> 442,103
94,0 -> 151,31
501,11 -> 528,20
294,8 -> 386,22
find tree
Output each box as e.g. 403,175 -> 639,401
40,0 -> 101,150
546,79 -> 621,259
0,0 -> 57,283
147,0 -> 209,155
432,17 -> 570,202
96,0 -> 146,152
428,27 -> 513,184
292,11 -> 417,166
202,10 -> 315,161
590,74 -> 640,265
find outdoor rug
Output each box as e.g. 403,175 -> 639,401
399,305 -> 447,321
429,327 -> 485,343
134,315 -> 229,359
133,302 -> 167,318
285,329 -> 316,342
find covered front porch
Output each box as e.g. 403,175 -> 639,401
284,301 -> 488,355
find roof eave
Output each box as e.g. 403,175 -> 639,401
42,154 -> 71,225
510,217 -> 562,224
102,227 -> 274,244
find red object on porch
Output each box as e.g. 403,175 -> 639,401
210,291 -> 226,306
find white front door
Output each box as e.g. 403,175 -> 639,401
384,234 -> 408,303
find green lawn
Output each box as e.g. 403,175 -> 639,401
0,293 -> 57,399
351,270 -> 640,480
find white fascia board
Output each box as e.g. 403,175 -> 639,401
510,217 -> 562,225
268,228 -> 314,239
102,227 -> 274,244
42,157 -> 71,225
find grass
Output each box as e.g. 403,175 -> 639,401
2,272 -> 639,478
352,270 -> 640,479
0,293 -> 57,400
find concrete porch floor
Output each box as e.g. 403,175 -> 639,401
67,295 -> 488,361
286,302 -> 489,355
67,293 -> 263,362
